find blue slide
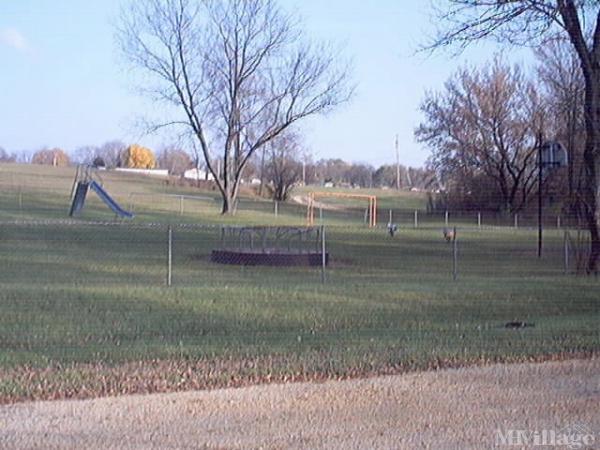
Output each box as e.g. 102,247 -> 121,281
89,181 -> 134,219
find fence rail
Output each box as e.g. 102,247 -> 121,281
0,180 -> 584,231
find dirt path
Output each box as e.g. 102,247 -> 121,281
1,359 -> 599,449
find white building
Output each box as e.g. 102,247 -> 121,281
115,168 -> 169,178
183,168 -> 215,181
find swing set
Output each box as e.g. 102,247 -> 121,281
306,192 -> 378,228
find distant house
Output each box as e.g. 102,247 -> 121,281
183,168 -> 215,181
115,168 -> 169,178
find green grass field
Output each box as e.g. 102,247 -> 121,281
0,163 -> 598,402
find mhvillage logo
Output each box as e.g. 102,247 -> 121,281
495,423 -> 596,448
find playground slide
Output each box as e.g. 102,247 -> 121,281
89,181 -> 134,219
69,182 -> 89,217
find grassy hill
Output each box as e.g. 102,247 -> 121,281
0,163 -> 597,403
0,162 -> 428,225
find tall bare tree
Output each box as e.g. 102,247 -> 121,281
265,131 -> 303,201
416,61 -> 543,213
98,140 -> 127,168
118,0 -> 352,213
427,0 -> 600,273
72,145 -> 99,166
536,39 -> 585,206
72,141 -> 126,168
157,145 -> 193,175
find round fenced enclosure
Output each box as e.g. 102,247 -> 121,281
211,226 -> 329,266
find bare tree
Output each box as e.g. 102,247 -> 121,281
71,141 -> 126,168
118,0 -> 352,214
16,150 -> 33,164
345,163 -> 374,188
0,147 -> 16,162
372,165 -> 397,188
427,0 -> 600,273
417,61 -> 543,213
265,132 -> 303,201
315,158 -> 351,185
157,145 -> 193,175
536,39 -> 585,206
72,145 -> 99,165
98,141 -> 127,168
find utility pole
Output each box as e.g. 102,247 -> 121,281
537,132 -> 544,258
395,134 -> 400,190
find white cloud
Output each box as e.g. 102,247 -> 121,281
0,27 -> 29,52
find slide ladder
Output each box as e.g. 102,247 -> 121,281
69,165 -> 134,218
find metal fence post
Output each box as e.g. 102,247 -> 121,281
128,193 -> 135,214
321,225 -> 326,283
477,211 -> 481,230
564,230 -> 569,275
452,227 -> 458,281
445,210 -> 449,227
414,210 -> 418,228
514,214 -> 518,229
167,226 -> 173,287
389,209 -> 393,224
557,215 -> 561,229
274,201 -> 278,217
179,196 -> 184,216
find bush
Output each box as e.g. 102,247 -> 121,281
92,156 -> 106,168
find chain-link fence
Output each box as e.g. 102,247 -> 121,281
0,220 -> 586,289
0,170 -> 581,230
2,165 -> 599,410
1,219 -> 598,404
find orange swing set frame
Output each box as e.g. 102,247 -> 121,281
306,192 -> 378,228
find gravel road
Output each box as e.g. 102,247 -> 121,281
1,358 -> 598,449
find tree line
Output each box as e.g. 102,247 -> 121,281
0,139 -> 432,202
0,143 -> 160,170
416,42 -> 583,216
423,0 -> 600,272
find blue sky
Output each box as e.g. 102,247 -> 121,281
0,0 -> 532,167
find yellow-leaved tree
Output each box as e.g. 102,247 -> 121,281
123,144 -> 156,169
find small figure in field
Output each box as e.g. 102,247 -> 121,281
443,227 -> 456,242
387,222 -> 398,237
